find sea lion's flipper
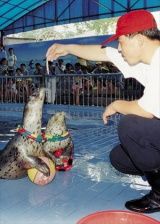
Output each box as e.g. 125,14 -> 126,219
0,146 -> 27,179
44,150 -> 56,163
24,155 -> 50,176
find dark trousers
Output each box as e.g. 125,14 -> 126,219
110,115 -> 160,176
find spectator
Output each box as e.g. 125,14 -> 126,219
7,48 -> 17,76
45,61 -> 56,104
15,68 -> 23,77
34,63 -> 44,76
81,65 -> 89,74
57,59 -> 66,71
0,58 -> 8,101
34,63 -> 45,87
0,58 -> 8,76
72,63 -> 83,105
28,60 -> 34,75
4,78 -> 17,103
15,68 -> 29,101
20,63 -> 29,76
47,61 -> 55,75
64,63 -> 75,74
0,44 -> 7,60
92,62 -> 109,74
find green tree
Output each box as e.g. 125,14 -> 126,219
7,17 -> 118,41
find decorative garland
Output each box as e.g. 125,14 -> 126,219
17,126 -> 70,143
17,127 -> 43,142
45,131 -> 70,142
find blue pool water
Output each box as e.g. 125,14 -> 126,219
0,104 -> 159,224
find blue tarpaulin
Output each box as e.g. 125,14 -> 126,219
0,0 -> 160,35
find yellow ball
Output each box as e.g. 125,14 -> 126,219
27,157 -> 56,186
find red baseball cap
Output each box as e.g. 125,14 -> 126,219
101,9 -> 157,46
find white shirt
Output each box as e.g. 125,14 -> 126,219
7,54 -> 17,67
106,47 -> 160,118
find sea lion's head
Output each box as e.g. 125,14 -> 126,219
29,88 -> 45,103
46,112 -> 67,136
23,88 -> 45,123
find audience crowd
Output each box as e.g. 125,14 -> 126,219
0,44 -> 142,105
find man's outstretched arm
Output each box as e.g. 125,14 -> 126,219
46,44 -> 110,62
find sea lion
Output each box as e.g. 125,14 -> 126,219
0,88 -> 49,179
43,112 -> 74,171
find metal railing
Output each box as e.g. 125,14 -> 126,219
0,73 -> 144,106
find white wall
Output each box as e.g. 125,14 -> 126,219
4,37 -> 37,45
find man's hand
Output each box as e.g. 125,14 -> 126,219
102,100 -> 154,125
46,44 -> 69,62
102,102 -> 117,124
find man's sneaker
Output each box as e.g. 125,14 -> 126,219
125,191 -> 160,213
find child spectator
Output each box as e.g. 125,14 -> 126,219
0,58 -> 8,76
20,63 -> 29,76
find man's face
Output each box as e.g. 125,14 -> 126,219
118,35 -> 142,65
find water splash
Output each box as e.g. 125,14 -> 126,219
73,153 -> 150,190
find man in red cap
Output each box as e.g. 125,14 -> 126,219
46,9 -> 160,213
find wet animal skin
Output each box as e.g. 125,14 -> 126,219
0,88 -> 49,179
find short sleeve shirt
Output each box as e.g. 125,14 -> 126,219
106,47 -> 160,118
7,54 -> 17,67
